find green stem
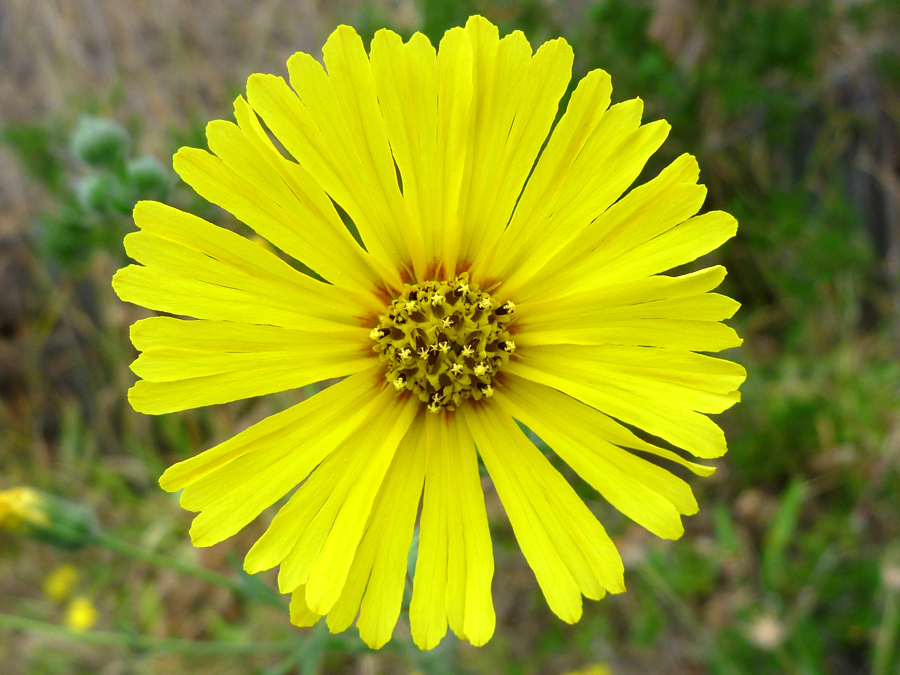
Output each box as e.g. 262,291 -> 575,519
873,584 -> 900,675
637,559 -> 702,635
299,621 -> 329,674
637,559 -> 742,675
91,532 -> 287,612
0,613 -> 296,656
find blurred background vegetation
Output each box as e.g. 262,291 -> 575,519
1,0 -> 899,673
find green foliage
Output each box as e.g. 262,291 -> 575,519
1,123 -> 67,195
419,0 -> 476,44
760,480 -> 807,591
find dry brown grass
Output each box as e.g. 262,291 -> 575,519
0,0 -> 415,218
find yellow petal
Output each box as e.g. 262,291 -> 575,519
458,17 -> 573,266
175,97 -> 386,297
325,418 -> 424,638
158,367 -> 375,490
248,24 -> 418,281
554,344 -> 746,393
496,377 -> 700,540
521,153 -> 704,301
322,25 -> 422,275
408,418 -> 449,650
514,267 -> 741,352
251,442 -> 360,580
114,202 -> 372,327
594,211 -> 739,285
410,414 -> 495,649
490,104 -> 671,292
128,323 -> 371,414
367,27 -> 478,279
173,145 -> 378,293
501,68 -> 611,248
303,394 -> 418,615
290,586 -> 323,627
435,27 -> 474,278
129,318 -> 367,382
507,346 -> 745,458
267,391 -> 417,616
160,369 -> 381,547
354,418 -> 426,648
517,318 -> 741,353
247,387 -> 403,582
518,266 -> 731,323
474,68 -> 610,279
463,404 -> 624,624
502,374 -> 716,482
182,394 -> 380,548
245,70 -> 405,288
369,30 -> 436,278
449,417 -> 496,646
130,316 -> 365,354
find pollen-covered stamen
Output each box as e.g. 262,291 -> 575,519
370,273 -> 516,413
495,300 -> 515,315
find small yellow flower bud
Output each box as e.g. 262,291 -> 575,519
0,487 -> 48,531
0,488 -> 95,550
65,596 -> 98,631
43,564 -> 79,602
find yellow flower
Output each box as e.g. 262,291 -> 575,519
43,564 -> 80,602
0,488 -> 95,550
65,596 -> 98,631
0,487 -> 49,531
113,16 -> 744,650
563,666 -> 613,675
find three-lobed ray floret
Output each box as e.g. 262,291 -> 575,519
371,273 -> 516,412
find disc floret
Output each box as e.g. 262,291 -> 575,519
371,274 -> 516,412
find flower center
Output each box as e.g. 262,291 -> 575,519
370,273 -> 516,413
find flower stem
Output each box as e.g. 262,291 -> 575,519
0,612 -> 297,656
91,531 -> 287,612
637,558 -> 742,675
873,582 -> 900,675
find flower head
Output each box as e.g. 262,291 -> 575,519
65,596 -> 98,631
43,564 -> 80,602
0,488 -> 95,550
0,487 -> 48,532
113,16 -> 745,650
